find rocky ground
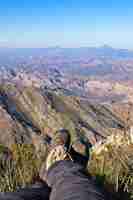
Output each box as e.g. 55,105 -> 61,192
0,81 -> 132,198
0,81 -> 126,150
0,47 -> 132,198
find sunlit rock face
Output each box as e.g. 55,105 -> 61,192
0,106 -> 15,146
0,81 -> 126,156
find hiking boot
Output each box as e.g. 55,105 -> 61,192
51,129 -> 71,149
46,129 -> 71,170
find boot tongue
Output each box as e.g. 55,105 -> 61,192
46,145 -> 67,170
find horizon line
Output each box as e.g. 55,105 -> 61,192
0,45 -> 132,51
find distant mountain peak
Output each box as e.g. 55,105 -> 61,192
100,44 -> 113,49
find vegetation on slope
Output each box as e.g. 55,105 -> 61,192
0,144 -> 44,192
0,83 -> 125,145
0,83 -> 132,199
0,133 -> 132,200
89,133 -> 133,199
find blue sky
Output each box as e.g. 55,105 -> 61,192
0,0 -> 133,48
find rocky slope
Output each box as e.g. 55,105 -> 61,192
0,81 -> 132,199
0,81 -> 126,155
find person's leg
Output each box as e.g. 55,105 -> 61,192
0,181 -> 51,200
46,160 -> 106,200
39,129 -> 107,200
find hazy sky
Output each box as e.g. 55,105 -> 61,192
0,0 -> 133,48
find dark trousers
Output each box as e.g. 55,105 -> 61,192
0,160 -> 106,200
47,160 -> 106,200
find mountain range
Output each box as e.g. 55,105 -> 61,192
0,45 -> 133,59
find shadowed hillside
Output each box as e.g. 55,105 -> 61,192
0,82 -> 132,199
0,82 -> 125,148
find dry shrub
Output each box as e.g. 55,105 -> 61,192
88,133 -> 133,199
0,144 -> 44,192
